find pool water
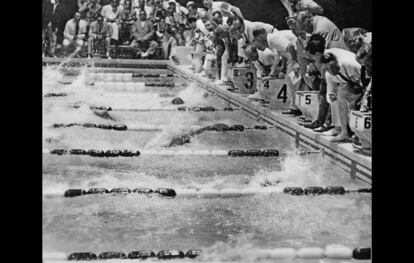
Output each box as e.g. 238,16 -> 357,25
42,65 -> 371,262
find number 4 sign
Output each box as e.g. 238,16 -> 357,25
258,77 -> 290,110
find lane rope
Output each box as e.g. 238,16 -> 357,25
43,186 -> 372,198
71,105 -> 241,112
43,247 -> 371,261
46,123 -> 277,132
43,148 -> 280,157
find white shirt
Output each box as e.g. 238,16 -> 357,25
324,48 -> 362,102
243,20 -> 274,44
253,48 -> 277,76
266,30 -> 297,58
101,4 -> 123,21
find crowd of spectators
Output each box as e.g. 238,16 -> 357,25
42,0 -> 372,152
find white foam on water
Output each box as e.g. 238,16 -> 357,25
176,83 -> 206,106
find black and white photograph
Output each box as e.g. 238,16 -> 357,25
42,0 -> 372,262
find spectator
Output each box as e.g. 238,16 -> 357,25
253,28 -> 301,115
63,11 -> 87,55
186,1 -> 204,20
320,50 -> 363,142
133,0 -> 153,20
85,0 -> 103,23
43,0 -> 55,56
101,0 -> 123,43
153,0 -> 166,22
78,0 -> 90,19
50,0 -> 67,55
154,19 -> 178,59
355,43 -> 372,112
119,0 -> 136,44
88,14 -> 112,58
203,0 -> 243,20
130,9 -> 158,58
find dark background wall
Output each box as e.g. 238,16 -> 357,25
183,0 -> 372,31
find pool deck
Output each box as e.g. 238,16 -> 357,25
43,57 -> 372,185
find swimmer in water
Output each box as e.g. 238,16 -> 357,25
165,123 -> 230,147
92,108 -> 116,121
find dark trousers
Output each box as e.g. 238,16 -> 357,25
314,77 -> 332,126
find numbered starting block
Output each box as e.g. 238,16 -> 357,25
203,53 -> 218,79
257,77 -> 290,110
172,46 -> 194,65
349,111 -> 372,149
191,52 -> 205,73
295,91 -> 320,122
231,67 -> 257,94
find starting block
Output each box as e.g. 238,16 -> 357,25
257,77 -> 290,110
349,111 -> 372,148
295,91 -> 320,121
203,53 -> 218,79
172,46 -> 194,65
231,66 -> 257,94
191,52 -> 205,73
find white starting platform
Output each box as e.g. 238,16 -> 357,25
295,91 -> 320,122
231,66 -> 257,94
203,53 -> 218,79
190,52 -> 205,73
171,46 -> 194,66
257,77 -> 290,110
349,110 -> 372,149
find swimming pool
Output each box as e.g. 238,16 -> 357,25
43,60 -> 371,262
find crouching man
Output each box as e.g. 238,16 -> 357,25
88,15 -> 112,58
63,12 -> 87,56
321,50 -> 363,142
130,10 -> 158,58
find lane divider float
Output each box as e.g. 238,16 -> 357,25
44,148 -> 279,157
46,123 -> 276,132
52,186 -> 371,198
43,247 -> 371,261
133,73 -> 177,78
72,105 -> 240,112
45,92 -> 68,97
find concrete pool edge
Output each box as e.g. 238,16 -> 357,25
42,57 -> 372,185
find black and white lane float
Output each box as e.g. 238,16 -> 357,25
43,246 -> 371,261
42,185 -> 371,199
